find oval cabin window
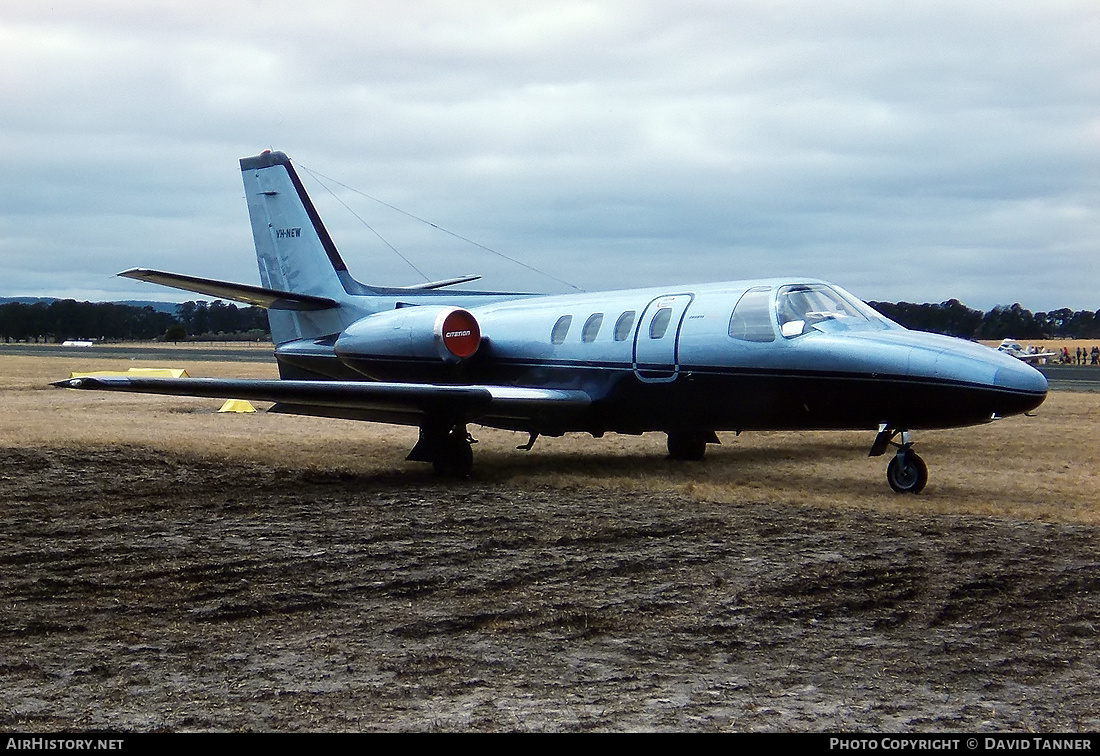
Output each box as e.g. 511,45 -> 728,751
582,313 -> 604,343
551,315 -> 573,344
649,307 -> 673,339
613,311 -> 636,341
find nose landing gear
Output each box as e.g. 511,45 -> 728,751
870,426 -> 928,494
886,447 -> 928,494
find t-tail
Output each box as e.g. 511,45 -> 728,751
120,150 -> 487,346
239,150 -> 367,344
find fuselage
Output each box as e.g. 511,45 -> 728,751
278,277 -> 1048,437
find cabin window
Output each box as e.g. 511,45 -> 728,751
582,313 -> 604,343
613,311 -> 636,341
728,287 -> 775,342
649,307 -> 673,339
551,315 -> 573,344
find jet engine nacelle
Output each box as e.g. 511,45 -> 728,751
334,305 -> 482,364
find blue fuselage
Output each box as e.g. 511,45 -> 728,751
278,278 -> 1048,437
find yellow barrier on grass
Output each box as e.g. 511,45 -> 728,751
68,368 -> 190,379
218,399 -> 256,413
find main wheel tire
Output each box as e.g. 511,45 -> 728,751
887,451 -> 928,494
667,432 -> 708,461
431,432 -> 473,478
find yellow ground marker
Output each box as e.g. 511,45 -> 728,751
217,399 -> 256,413
68,368 -> 190,379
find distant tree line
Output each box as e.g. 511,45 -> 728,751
174,300 -> 268,339
868,299 -> 1100,340
3,296 -> 1100,344
0,300 -> 270,343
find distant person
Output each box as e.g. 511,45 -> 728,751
1092,346 -> 1099,365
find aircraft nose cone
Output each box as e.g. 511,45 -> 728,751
993,358 -> 1049,395
891,331 -> 1048,421
987,353 -> 1048,418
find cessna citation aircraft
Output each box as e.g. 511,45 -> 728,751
55,150 -> 1048,493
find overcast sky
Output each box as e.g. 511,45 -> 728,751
2,0 -> 1097,311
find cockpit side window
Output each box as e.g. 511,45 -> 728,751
728,286 -> 775,342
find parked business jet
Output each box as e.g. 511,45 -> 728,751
54,150 -> 1048,493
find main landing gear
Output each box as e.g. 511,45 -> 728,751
407,421 -> 475,478
869,425 -> 928,494
666,430 -> 721,461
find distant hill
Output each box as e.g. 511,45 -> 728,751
0,297 -> 178,314
0,296 -> 55,305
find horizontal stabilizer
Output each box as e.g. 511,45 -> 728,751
52,376 -> 591,424
400,275 -> 482,290
118,269 -> 338,311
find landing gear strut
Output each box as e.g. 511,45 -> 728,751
407,421 -> 475,478
870,425 -> 928,494
666,430 -> 720,461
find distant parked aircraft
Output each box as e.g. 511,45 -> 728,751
996,339 -> 1058,364
54,150 -> 1048,493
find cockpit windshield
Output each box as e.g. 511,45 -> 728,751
776,284 -> 897,338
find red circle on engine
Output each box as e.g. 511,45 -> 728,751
441,310 -> 481,359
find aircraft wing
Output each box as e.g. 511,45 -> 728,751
1001,350 -> 1058,364
51,376 -> 591,425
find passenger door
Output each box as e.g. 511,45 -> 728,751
633,293 -> 694,382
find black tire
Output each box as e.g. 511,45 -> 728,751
887,451 -> 928,494
667,432 -> 708,461
432,431 -> 473,478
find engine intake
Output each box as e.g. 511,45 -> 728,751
438,308 -> 481,360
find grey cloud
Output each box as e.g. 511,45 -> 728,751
1,0 -> 1097,311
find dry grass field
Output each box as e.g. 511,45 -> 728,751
2,348 -> 1097,523
2,346 -> 1099,731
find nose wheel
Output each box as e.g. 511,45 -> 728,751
871,426 -> 928,494
886,447 -> 928,494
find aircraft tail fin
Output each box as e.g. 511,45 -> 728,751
239,150 -> 377,343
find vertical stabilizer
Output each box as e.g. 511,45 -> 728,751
240,150 -> 362,344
